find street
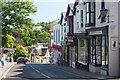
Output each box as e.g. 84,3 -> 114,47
5,63 -> 84,79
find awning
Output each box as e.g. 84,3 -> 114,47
52,43 -> 62,52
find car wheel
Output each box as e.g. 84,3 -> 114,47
24,62 -> 26,64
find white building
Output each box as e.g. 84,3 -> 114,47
52,24 -> 62,64
84,0 -> 120,77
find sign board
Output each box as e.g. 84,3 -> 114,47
89,31 -> 102,35
111,37 -> 118,50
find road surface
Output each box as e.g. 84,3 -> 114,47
5,63 -> 85,79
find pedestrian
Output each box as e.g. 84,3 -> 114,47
1,56 -> 5,68
49,53 -> 53,64
10,57 -> 12,62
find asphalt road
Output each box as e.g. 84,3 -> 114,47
5,63 -> 83,79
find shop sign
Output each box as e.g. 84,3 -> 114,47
89,31 -> 102,35
111,37 -> 118,50
68,39 -> 73,42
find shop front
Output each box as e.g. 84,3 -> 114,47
74,33 -> 88,70
86,25 -> 109,75
66,36 -> 76,68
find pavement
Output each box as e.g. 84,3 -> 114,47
0,61 -> 15,80
53,64 -> 115,79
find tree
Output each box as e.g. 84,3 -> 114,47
14,45 -> 29,58
1,2 -> 37,35
27,46 -> 33,53
2,34 -> 16,48
37,31 -> 50,43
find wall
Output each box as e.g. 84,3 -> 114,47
96,1 -> 119,76
74,3 -> 86,33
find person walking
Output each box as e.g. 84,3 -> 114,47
1,56 -> 5,68
49,53 -> 53,64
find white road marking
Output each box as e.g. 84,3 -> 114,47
41,73 -> 51,78
35,69 -> 40,72
30,65 -> 51,78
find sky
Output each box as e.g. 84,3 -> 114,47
29,0 -> 75,23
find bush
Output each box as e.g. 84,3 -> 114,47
14,45 -> 29,58
36,56 -> 41,59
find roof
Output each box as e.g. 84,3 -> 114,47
61,12 -> 66,16
65,3 -> 74,18
68,3 -> 74,10
60,12 -> 66,25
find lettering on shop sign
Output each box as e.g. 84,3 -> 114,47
68,39 -> 73,42
89,31 -> 102,35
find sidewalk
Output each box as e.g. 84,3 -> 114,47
0,62 -> 15,80
53,64 -> 115,79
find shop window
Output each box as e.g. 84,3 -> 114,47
102,36 -> 108,68
90,37 -> 96,64
96,36 -> 101,64
79,39 -> 84,47
90,36 -> 108,67
78,39 -> 87,65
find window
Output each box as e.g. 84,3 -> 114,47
79,39 -> 84,47
77,22 -> 79,29
58,30 -> 60,42
81,10 -> 84,28
90,37 -> 96,63
90,36 -> 108,67
64,23 -> 66,26
78,39 -> 87,64
96,36 -> 101,64
102,36 -> 108,68
101,0 -> 105,9
86,2 -> 95,27
54,31 -> 55,42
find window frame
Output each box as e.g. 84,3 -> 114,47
86,2 -> 95,27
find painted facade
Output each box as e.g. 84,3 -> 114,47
50,0 -> 120,77
52,24 -> 62,64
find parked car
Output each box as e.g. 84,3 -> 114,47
17,57 -> 26,64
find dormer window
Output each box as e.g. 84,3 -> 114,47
86,2 -> 95,27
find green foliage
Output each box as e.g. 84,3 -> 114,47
1,2 -> 37,35
27,46 -> 33,53
1,1 -> 51,47
37,31 -> 50,43
36,22 -> 50,32
36,56 -> 40,59
2,34 -> 16,48
14,45 -> 29,58
10,52 -> 14,56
